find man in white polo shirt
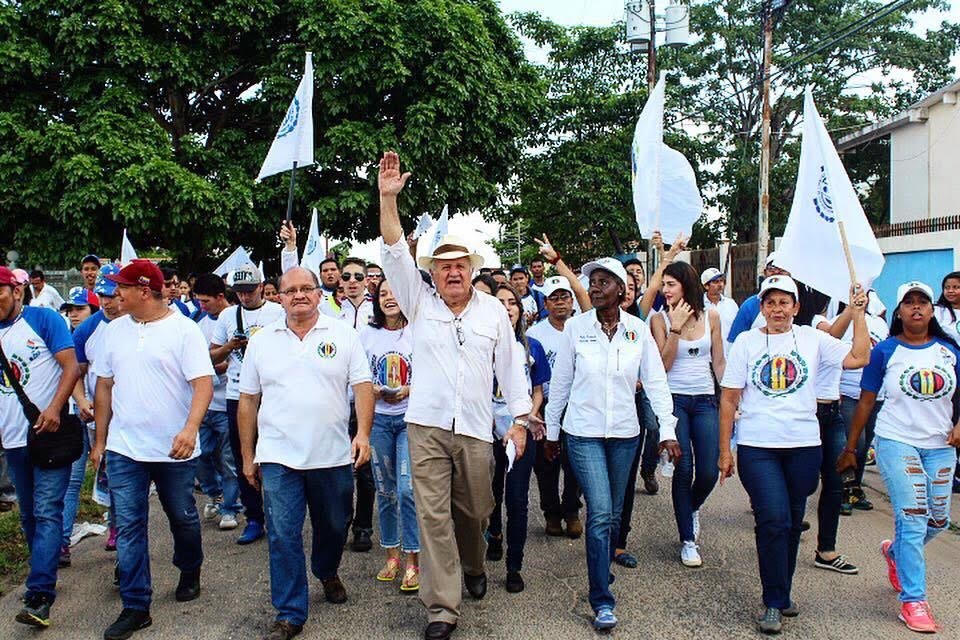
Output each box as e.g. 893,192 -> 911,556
237,266 -> 373,640
378,152 -> 533,640
701,267 -> 739,354
90,259 -> 214,640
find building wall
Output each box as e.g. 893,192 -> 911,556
871,231 -> 960,311
926,99 -> 960,221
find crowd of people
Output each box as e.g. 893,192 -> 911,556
1,151 -> 958,640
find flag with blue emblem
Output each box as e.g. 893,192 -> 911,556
257,52 -> 315,182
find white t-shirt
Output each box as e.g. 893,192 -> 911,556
211,301 -> 285,400
526,319 -> 565,398
861,337 -> 960,449
73,310 -> 112,400
359,325 -> 413,416
838,313 -> 889,400
811,314 -> 842,401
28,285 -> 65,311
198,312 -> 229,412
339,298 -> 374,330
704,294 -> 739,354
934,305 -> 960,345
94,312 -> 215,462
722,325 -> 848,448
238,315 -> 371,469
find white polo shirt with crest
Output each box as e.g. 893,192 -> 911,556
238,314 -> 371,470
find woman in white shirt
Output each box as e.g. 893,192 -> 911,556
933,271 -> 960,344
544,258 -> 678,632
838,281 -> 960,634
650,261 -> 725,568
359,281 -> 419,592
719,276 -> 868,635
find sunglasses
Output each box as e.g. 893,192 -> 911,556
342,273 -> 366,282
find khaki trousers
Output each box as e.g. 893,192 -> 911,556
407,423 -> 494,624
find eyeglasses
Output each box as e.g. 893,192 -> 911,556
454,317 -> 465,347
342,273 -> 366,282
280,286 -> 318,296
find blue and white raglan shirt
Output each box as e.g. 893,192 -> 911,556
492,336 -> 550,439
0,306 -> 73,448
860,337 -> 960,449
73,309 -> 112,401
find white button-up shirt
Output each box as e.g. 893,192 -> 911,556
381,238 -> 532,442
238,314 -> 371,470
545,309 -> 677,442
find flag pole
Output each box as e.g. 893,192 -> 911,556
284,162 -> 298,222
837,220 -> 858,287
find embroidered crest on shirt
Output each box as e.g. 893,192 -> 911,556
317,342 -> 338,358
623,330 -> 638,343
750,351 -> 808,397
0,353 -> 29,393
898,365 -> 954,401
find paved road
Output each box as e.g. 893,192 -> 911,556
1,467 -> 958,639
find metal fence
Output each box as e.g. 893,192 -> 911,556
872,214 -> 960,238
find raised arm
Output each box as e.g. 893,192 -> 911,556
378,151 -> 412,246
842,286 -> 869,370
279,220 -> 299,274
639,233 -> 686,318
534,234 -> 591,311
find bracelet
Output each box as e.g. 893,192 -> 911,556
669,328 -> 681,335
549,254 -> 561,265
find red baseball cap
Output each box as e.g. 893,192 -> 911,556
0,267 -> 18,286
106,259 -> 164,292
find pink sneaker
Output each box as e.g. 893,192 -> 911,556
899,601 -> 938,633
880,539 -> 902,592
105,527 -> 118,551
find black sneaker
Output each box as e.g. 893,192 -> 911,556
814,552 -> 858,574
505,570 -> 524,593
15,594 -> 51,628
640,469 -> 659,495
849,487 -> 873,511
175,569 -> 201,602
103,608 -> 152,640
350,529 -> 372,553
485,535 -> 503,561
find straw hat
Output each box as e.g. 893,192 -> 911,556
417,235 -> 484,270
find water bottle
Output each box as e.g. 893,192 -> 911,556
659,450 -> 674,478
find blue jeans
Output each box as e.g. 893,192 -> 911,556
226,399 -> 264,524
369,413 -> 419,553
108,452 -> 203,612
875,437 -> 956,603
671,394 -> 720,543
62,426 -> 91,547
839,395 -> 882,486
565,433 -> 640,612
738,445 -> 821,609
816,402 -> 846,552
618,391 -> 660,549
489,429 -> 536,571
262,463 -> 353,626
196,410 -> 240,516
4,446 -> 71,603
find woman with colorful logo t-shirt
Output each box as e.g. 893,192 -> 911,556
838,280 -> 960,634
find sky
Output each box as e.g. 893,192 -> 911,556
344,1 -> 960,266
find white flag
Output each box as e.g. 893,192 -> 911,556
412,212 -> 433,240
258,261 -> 265,280
632,75 -> 703,241
428,205 -> 449,254
120,229 -> 138,266
214,246 -> 254,277
776,87 -> 885,302
301,208 -> 325,273
256,52 -> 315,182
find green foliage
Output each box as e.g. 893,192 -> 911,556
0,0 -> 543,271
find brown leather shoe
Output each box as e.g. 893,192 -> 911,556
565,517 -> 583,539
321,576 -> 347,604
264,620 -> 303,640
544,515 -> 564,537
424,621 -> 457,640
641,469 -> 659,495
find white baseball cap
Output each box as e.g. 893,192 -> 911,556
700,267 -> 724,286
540,276 -> 573,298
581,257 -> 628,286
765,251 -> 780,267
759,275 -> 798,300
895,281 -> 934,306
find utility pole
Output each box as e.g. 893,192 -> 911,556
647,0 -> 657,94
757,2 -> 774,277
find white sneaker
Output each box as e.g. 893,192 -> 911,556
680,541 -> 702,567
203,501 -> 221,520
219,513 -> 239,530
692,510 -> 701,542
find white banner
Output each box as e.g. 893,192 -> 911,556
214,246 -> 254,277
428,205 -> 449,254
412,212 -> 433,240
301,208 -> 325,273
776,87 -> 885,302
120,229 -> 138,266
257,52 -> 315,182
632,75 -> 703,241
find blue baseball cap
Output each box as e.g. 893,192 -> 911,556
61,286 -> 100,310
94,264 -> 121,296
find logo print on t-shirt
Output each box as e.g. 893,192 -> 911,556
317,342 -> 337,358
623,330 -> 638,343
0,354 -> 29,394
375,352 -> 411,390
900,365 -> 954,401
750,352 -> 808,397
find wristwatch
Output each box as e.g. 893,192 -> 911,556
513,418 -> 529,429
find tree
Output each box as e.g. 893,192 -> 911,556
0,0 -> 543,271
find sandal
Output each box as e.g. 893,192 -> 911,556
377,557 -> 402,582
400,565 -> 420,592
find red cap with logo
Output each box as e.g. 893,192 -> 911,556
0,267 -> 18,287
105,259 -> 164,292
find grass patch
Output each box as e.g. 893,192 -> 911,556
0,462 -> 107,596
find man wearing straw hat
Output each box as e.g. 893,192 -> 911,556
377,151 -> 534,640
